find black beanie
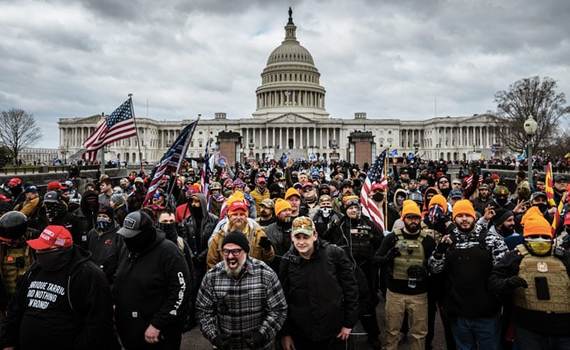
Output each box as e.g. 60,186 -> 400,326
222,231 -> 250,253
493,208 -> 513,227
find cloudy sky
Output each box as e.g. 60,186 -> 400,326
1,0 -> 569,148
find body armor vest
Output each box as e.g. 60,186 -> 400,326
392,229 -> 426,281
1,245 -> 32,296
513,244 -> 570,313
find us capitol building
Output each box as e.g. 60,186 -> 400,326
59,9 -> 505,165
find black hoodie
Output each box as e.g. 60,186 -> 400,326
0,246 -> 119,350
113,231 -> 191,349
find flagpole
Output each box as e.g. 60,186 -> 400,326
129,93 -> 144,174
384,147 -> 389,229
99,112 -> 105,176
168,117 -> 200,198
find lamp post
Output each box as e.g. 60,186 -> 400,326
523,115 -> 538,188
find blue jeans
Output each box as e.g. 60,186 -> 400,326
451,316 -> 500,350
516,326 -> 570,350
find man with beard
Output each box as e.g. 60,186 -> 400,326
250,175 -> 270,214
312,195 -> 341,239
472,184 -> 493,216
279,217 -> 359,350
429,200 -> 508,350
487,208 -> 523,250
114,211 -> 191,350
301,182 -> 319,217
86,206 -> 124,283
327,196 -> 383,348
179,193 -> 217,283
207,200 -> 274,269
376,200 -> 436,350
256,199 -> 276,228
265,199 -> 294,271
489,210 -> 570,350
196,231 -> 287,350
0,225 -> 118,349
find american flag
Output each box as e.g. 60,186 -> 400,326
143,121 -> 198,205
361,149 -> 388,231
82,98 -> 137,162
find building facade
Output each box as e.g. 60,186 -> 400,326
58,9 -> 506,165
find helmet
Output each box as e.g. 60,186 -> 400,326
0,211 -> 28,240
210,182 -> 222,191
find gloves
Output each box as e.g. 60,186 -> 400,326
435,241 -> 450,255
386,246 -> 402,260
213,334 -> 231,350
506,276 -> 528,290
259,236 -> 272,250
245,331 -> 266,349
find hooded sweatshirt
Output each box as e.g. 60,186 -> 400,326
0,246 -> 118,350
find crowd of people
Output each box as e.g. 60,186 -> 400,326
0,156 -> 568,350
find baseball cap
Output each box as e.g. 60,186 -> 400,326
24,185 -> 38,193
118,211 -> 153,238
259,198 -> 274,209
47,181 -> 62,191
531,192 -> 547,202
43,191 -> 61,203
449,189 -> 463,199
27,225 -> 73,250
292,216 -> 315,236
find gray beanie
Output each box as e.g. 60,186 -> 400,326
111,193 -> 125,207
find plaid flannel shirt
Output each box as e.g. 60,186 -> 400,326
196,257 -> 287,349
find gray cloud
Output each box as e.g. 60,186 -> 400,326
0,0 -> 568,147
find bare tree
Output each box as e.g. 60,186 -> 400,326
494,76 -> 570,155
0,109 -> 42,165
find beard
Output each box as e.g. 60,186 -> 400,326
404,222 -> 420,233
224,257 -> 246,277
229,219 -> 247,232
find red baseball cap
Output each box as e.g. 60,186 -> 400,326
227,201 -> 248,214
27,225 -> 73,250
371,182 -> 387,191
47,181 -> 62,191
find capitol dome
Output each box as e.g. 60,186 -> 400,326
253,8 -> 328,119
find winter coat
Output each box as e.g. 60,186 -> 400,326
0,246 -> 119,350
86,225 -> 125,284
279,240 -> 359,342
113,231 -> 191,349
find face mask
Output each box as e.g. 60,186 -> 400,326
158,223 -> 177,241
124,229 -> 156,254
372,193 -> 384,202
45,203 -> 67,222
320,207 -> 332,218
495,197 -> 508,206
36,248 -> 73,271
96,218 -> 113,232
190,204 -> 203,219
526,238 -> 552,256
536,203 -> 548,213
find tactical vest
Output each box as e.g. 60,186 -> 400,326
1,245 -> 32,296
348,223 -> 374,260
513,244 -> 570,313
393,229 -> 426,281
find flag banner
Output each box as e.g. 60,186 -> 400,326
144,121 -> 198,205
361,149 -> 388,231
545,162 -> 561,230
82,97 -> 137,162
201,138 -> 212,198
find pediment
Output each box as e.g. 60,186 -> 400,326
266,113 -> 315,124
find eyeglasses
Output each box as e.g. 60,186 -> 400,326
222,248 -> 243,256
439,180 -> 449,184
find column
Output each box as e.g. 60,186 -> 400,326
305,127 -> 309,148
293,128 -> 296,148
286,128 -> 289,149
313,127 -> 316,148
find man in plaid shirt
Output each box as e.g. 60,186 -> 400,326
196,230 -> 287,350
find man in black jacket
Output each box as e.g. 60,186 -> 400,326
279,216 -> 359,350
86,206 -> 124,284
179,193 -> 217,283
114,211 -> 191,350
0,225 -> 118,350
